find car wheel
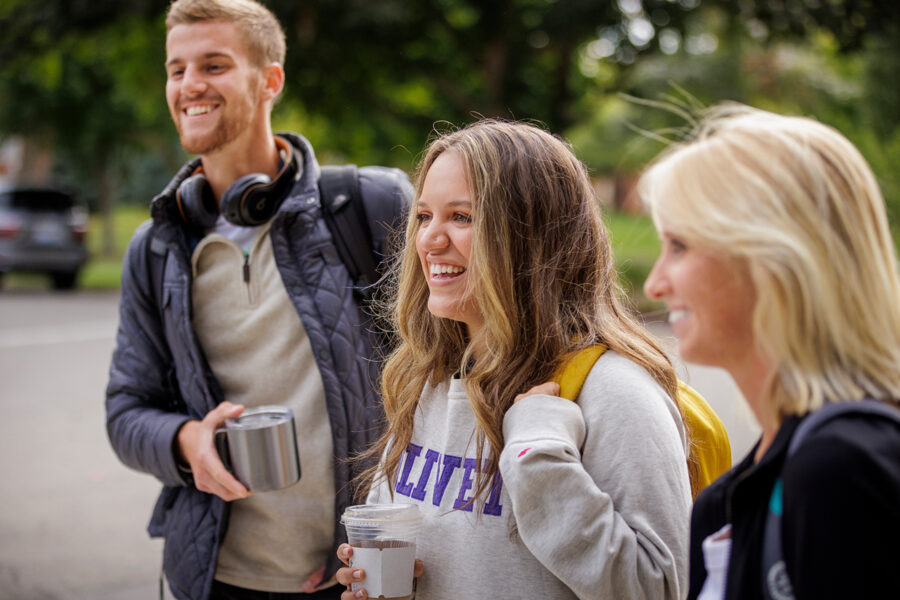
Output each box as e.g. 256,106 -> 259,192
51,270 -> 79,290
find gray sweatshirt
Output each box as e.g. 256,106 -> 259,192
368,350 -> 691,600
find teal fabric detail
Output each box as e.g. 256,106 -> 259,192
769,477 -> 784,516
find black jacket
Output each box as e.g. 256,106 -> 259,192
689,408 -> 900,600
105,133 -> 411,600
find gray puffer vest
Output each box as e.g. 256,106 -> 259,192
105,132 -> 411,600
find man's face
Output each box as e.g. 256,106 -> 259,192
165,21 -> 263,155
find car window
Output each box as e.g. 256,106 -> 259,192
2,190 -> 75,212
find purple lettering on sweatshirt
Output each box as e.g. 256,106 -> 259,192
453,457 -> 478,511
483,471 -> 504,516
432,454 -> 462,506
395,443 -> 422,496
411,448 -> 440,501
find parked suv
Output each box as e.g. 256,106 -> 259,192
0,186 -> 89,289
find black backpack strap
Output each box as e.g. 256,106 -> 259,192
761,400 -> 900,600
784,400 -> 900,454
318,165 -> 379,299
149,233 -> 168,308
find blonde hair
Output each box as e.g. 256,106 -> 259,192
359,119 -> 684,502
166,0 -> 286,68
641,103 -> 900,416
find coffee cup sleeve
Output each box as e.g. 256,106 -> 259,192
350,546 -> 416,597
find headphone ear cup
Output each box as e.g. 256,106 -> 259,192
221,173 -> 272,226
177,174 -> 219,230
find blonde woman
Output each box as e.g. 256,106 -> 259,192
642,104 -> 900,600
334,120 -> 692,599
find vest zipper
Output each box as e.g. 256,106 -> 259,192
243,250 -> 253,304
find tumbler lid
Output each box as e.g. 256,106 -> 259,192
225,405 -> 293,430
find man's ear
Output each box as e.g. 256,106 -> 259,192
260,62 -> 285,103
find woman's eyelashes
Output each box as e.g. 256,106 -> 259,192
415,211 -> 472,225
665,236 -> 687,255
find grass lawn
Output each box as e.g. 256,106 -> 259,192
602,209 -> 665,315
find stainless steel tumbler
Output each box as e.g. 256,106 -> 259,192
214,405 -> 301,492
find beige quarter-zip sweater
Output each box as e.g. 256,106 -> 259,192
191,224 -> 335,592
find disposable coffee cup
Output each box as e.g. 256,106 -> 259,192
214,405 -> 301,492
341,504 -> 422,600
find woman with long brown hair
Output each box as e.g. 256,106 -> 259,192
335,119 -> 692,599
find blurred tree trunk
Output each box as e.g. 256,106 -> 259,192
94,153 -> 115,257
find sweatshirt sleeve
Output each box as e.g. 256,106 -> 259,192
499,352 -> 691,600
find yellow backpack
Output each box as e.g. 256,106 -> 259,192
551,345 -> 731,499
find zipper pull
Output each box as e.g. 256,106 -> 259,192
243,251 -> 250,284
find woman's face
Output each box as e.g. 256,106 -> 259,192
644,227 -> 758,372
415,151 -> 484,337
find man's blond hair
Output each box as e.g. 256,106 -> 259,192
166,0 -> 286,67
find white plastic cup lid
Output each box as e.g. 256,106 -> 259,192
341,504 -> 422,528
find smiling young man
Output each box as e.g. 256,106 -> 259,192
104,1 -> 412,599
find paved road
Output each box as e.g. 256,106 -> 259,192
0,290 -> 162,599
0,291 -> 758,599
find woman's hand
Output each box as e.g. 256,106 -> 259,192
335,543 -> 425,600
334,544 -> 366,600
514,381 -> 560,403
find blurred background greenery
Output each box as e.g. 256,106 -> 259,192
1,0 -> 898,309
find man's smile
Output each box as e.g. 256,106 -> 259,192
185,104 -> 216,116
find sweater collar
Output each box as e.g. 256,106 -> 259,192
723,415 -> 802,522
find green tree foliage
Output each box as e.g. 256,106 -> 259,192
0,2 -> 171,254
700,0 -> 900,141
0,0 -> 705,169
566,1 -> 900,230
2,0 -> 900,244
709,0 -> 899,52
266,0 -> 702,166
